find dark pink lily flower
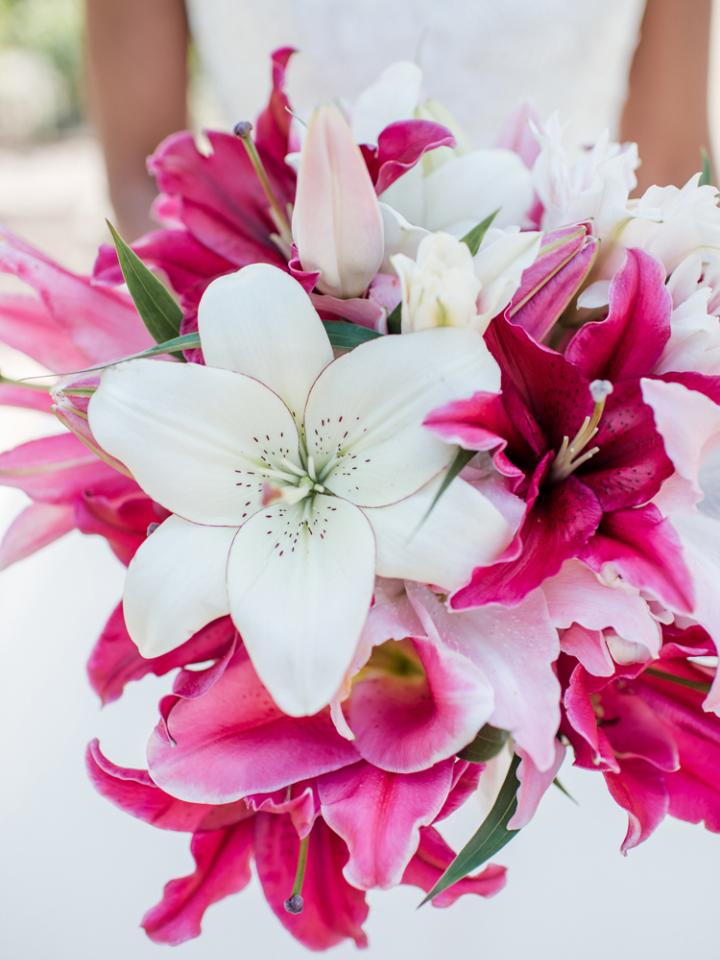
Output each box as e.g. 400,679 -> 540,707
87,642 -> 505,950
561,625 -> 720,851
427,248 -> 692,609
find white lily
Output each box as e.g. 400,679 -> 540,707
393,229 -> 542,334
88,265 -> 511,716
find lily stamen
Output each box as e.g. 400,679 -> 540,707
284,833 -> 310,915
551,380 -> 613,482
233,121 -> 293,248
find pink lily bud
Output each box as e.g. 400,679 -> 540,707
292,104 -> 384,299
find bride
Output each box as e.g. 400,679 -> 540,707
85,0 -> 714,240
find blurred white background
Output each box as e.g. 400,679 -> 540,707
2,2 -> 720,958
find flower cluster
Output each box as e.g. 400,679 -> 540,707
2,49 -> 720,950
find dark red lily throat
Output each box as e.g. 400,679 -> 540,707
284,833 -> 310,914
550,379 -> 613,482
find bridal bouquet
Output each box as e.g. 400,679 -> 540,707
2,48 -> 720,949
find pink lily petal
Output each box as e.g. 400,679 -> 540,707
581,504 -> 694,614
565,249 -> 671,381
86,605 -> 235,705
86,740 -> 249,832
0,500 -> 75,569
408,585 -> 560,771
93,230 -> 235,308
0,292 -> 89,370
148,131 -> 288,268
0,433 -> 123,503
0,227 -> 150,365
605,759 -> 669,853
495,102 -> 541,169
253,46 -> 298,168
402,826 -> 507,906
73,483 -> 161,565
372,119 -> 455,194
142,821 -> 255,945
508,741 -> 565,830
453,469 -> 603,607
560,625 -> 615,676
435,762 -> 483,821
0,383 -> 53,412
348,634 -> 494,773
254,814 -> 369,950
508,225 -> 598,342
247,786 -> 318,840
147,648 -> 359,804
317,760 -> 455,889
544,558 -> 662,659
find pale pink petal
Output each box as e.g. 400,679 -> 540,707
0,501 -> 74,569
508,741 -> 565,830
407,585 -> 560,770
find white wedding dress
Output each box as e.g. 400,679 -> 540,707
186,0 -> 647,143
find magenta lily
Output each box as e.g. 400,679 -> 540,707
427,249 -> 681,607
561,625 -> 720,851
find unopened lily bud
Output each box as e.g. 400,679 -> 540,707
392,232 -> 481,333
292,104 -> 384,299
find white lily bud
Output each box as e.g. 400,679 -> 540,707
292,104 -> 384,299
392,232 -> 482,333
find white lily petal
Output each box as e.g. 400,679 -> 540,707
379,162 -> 427,230
305,327 -> 499,506
351,61 -> 423,145
365,475 -> 513,591
198,264 -> 333,421
89,359 -> 299,525
379,202 -> 429,270
124,515 -> 234,658
227,494 -> 375,716
423,149 -> 534,232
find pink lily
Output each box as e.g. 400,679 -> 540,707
426,249 -> 684,608
561,626 -> 720,851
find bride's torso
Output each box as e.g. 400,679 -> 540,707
187,0 -> 646,143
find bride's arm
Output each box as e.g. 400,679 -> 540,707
621,0 -> 714,191
86,0 -> 189,239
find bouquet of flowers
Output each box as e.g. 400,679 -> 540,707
2,48 -> 720,950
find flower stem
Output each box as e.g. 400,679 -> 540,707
233,121 -> 292,246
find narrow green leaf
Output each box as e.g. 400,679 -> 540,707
420,754 -> 521,906
386,303 -> 402,335
322,320 -> 381,350
459,724 -> 509,763
461,209 -> 500,256
552,777 -> 578,805
420,447 -> 475,527
700,148 -> 714,187
107,220 -> 184,350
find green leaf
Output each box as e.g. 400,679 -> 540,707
386,303 -> 402,335
420,754 -> 521,906
322,320 -> 381,350
459,724 -> 509,763
419,447 -> 475,526
552,777 -> 578,805
107,220 -> 184,350
700,148 -> 714,187
461,209 -> 500,256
